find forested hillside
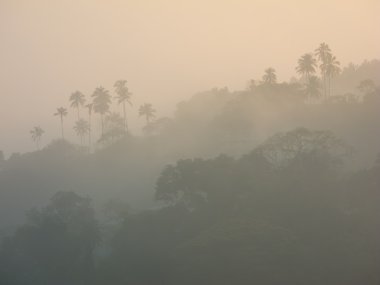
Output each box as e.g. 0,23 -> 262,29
1,43 -> 379,284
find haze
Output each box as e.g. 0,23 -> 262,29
0,0 -> 379,154
1,1 -> 380,284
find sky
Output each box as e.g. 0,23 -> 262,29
0,0 -> 379,155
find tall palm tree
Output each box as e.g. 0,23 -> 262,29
315,43 -> 332,99
85,103 -> 93,150
114,80 -> 132,133
322,54 -> 341,98
296,53 -> 317,82
304,76 -> 321,100
262,68 -> 277,85
69,91 -> 86,119
54,107 -> 68,139
73,119 -> 90,145
30,126 -> 44,150
314,42 -> 331,62
139,103 -> 156,126
92,87 -> 112,136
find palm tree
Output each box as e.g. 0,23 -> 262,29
92,87 -> 112,136
296,53 -> 317,82
54,107 -> 68,139
315,43 -> 332,99
322,54 -> 341,98
139,103 -> 156,126
69,91 -> 86,119
262,68 -> 277,85
85,103 -> 93,150
304,76 -> 321,100
73,119 -> 90,145
114,80 -> 132,133
30,126 -> 44,150
314,42 -> 331,62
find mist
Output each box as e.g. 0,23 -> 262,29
1,0 -> 379,154
1,1 -> 380,285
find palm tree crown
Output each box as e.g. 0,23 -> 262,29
30,126 -> 44,149
54,107 -> 68,117
114,80 -> 132,132
315,42 -> 335,99
69,91 -> 86,118
296,53 -> 317,80
139,103 -> 156,125
92,87 -> 111,115
314,42 -> 331,63
321,53 -> 341,98
323,54 -> 341,78
92,86 -> 112,135
262,68 -> 277,84
114,80 -> 132,105
73,119 -> 90,144
54,107 -> 68,139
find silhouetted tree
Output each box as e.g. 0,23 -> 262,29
92,86 -> 112,136
69,91 -> 86,119
85,103 -> 93,150
296,53 -> 317,82
262,68 -> 277,85
114,80 -> 132,133
139,103 -> 156,126
30,126 -> 44,150
54,107 -> 68,139
98,112 -> 125,143
315,43 -> 331,63
304,75 -> 321,100
74,119 -> 90,145
251,128 -> 350,171
315,43 -> 331,99
322,53 -> 341,98
357,79 -> 376,95
0,191 -> 99,284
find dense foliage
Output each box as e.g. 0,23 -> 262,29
0,50 -> 379,284
1,128 -> 379,284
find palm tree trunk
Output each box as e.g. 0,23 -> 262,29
88,113 -> 91,151
123,101 -> 128,133
60,115 -> 64,139
323,72 -> 327,101
328,75 -> 331,98
77,107 -> 80,120
101,114 -> 104,136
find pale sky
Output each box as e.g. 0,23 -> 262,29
1,0 -> 379,155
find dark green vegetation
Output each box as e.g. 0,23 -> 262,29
0,46 -> 380,284
1,128 -> 379,284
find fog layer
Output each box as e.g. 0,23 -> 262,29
1,0 -> 380,153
